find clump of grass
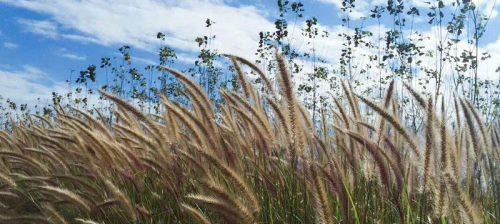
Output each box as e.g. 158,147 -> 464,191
0,54 -> 497,224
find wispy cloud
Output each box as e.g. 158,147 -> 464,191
315,0 -> 385,19
57,48 -> 87,61
4,0 -> 273,59
0,65 -> 107,110
17,18 -> 59,39
0,65 -> 66,105
316,0 -> 500,20
3,42 -> 18,49
61,33 -> 101,45
16,18 -> 101,45
134,56 -> 156,65
2,0 -> 498,105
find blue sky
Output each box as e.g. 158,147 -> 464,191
0,0 -> 499,107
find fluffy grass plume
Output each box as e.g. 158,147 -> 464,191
0,54 -> 497,224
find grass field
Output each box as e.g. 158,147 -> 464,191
0,53 -> 497,223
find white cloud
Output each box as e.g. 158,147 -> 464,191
57,48 -> 87,61
0,65 -> 108,112
315,0 -> 385,19
480,36 -> 500,80
1,0 -> 276,108
61,53 -> 86,61
17,18 -> 59,39
3,42 -> 18,49
16,17 -> 101,45
61,34 -> 101,45
0,65 -> 66,105
4,0 -> 274,59
317,0 -> 500,20
411,0 -> 499,18
409,26 -> 500,81
2,0 -> 498,107
134,56 -> 156,65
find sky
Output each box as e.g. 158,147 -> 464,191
0,0 -> 499,107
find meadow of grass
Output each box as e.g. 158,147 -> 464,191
0,52 -> 497,223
